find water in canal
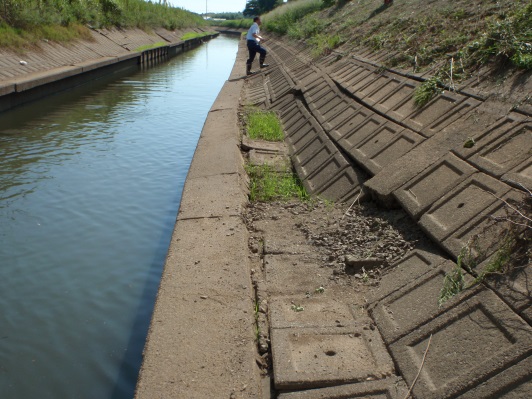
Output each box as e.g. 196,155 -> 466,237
0,35 -> 239,399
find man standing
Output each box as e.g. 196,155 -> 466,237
246,17 -> 269,76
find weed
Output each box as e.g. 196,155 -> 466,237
438,254 -> 467,307
244,107 -> 284,142
291,304 -> 304,312
134,41 -> 167,52
413,76 -> 443,108
315,286 -> 325,294
245,164 -> 309,203
308,33 -> 342,58
180,31 -> 216,41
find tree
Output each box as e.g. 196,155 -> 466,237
243,0 -> 283,17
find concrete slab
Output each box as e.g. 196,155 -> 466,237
264,254 -> 328,295
419,173 -> 511,242
277,377 -> 408,399
315,166 -> 369,204
302,154 -> 353,196
338,113 -> 387,152
363,75 -> 403,107
269,290 -> 367,329
458,356 -> 532,399
467,123 -> 531,177
376,81 -> 418,121
249,149 -> 291,171
76,57 -> 119,72
389,289 -> 532,399
366,249 -> 448,305
352,124 -> 424,176
15,66 -> 83,92
442,189 -> 526,260
503,157 -> 532,190
371,260 -> 479,344
324,104 -> 364,137
394,152 -> 478,219
292,130 -> 339,181
271,326 -> 395,390
0,81 -> 15,96
177,173 -> 247,220
135,217 -> 261,399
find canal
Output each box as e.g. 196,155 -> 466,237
0,34 -> 240,399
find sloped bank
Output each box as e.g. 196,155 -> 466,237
0,27 -> 218,112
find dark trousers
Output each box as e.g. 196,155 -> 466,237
247,40 -> 267,66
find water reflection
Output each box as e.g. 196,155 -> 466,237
0,35 -> 239,399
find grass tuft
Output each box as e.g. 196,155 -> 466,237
245,164 -> 309,203
244,107 -> 284,141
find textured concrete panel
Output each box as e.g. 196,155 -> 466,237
390,290 -> 532,399
394,153 -> 478,219
503,157 -> 532,190
286,119 -> 317,151
292,131 -> 339,180
468,124 -> 531,177
442,189 -> 526,260
277,377 -> 408,399
312,97 -> 348,125
419,173 -> 511,242
272,326 -> 395,390
264,255 -> 328,296
324,104 -> 362,135
376,81 -> 417,120
371,261 -> 479,344
364,128 -> 424,175
363,75 -> 402,106
458,356 -> 532,399
350,122 -> 404,165
314,165 -> 368,203
403,91 -> 462,132
367,249 -> 448,305
338,114 -> 386,152
269,293 -> 363,329
302,154 -> 352,196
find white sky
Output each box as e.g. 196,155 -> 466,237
167,0 -> 248,14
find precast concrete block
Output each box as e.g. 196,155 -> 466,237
264,254 -> 327,295
311,97 -> 348,125
338,113 -> 387,153
374,81 -> 417,120
323,104 -> 363,136
419,173 -> 511,242
351,73 -> 393,102
366,249 -> 448,305
353,124 -> 424,175
0,82 -> 15,96
332,64 -> 370,88
394,153 -> 478,219
457,356 -> 532,399
370,260 -> 479,344
286,119 -> 317,153
77,57 -> 118,72
277,377 -> 408,399
453,112 -> 526,159
347,71 -> 383,98
301,154 -> 352,196
314,165 -> 369,203
484,262 -> 532,322
442,189 -> 526,261
15,66 -> 83,92
363,75 -> 403,107
402,91 -> 468,135
271,326 -> 395,390
292,130 -> 339,180
269,293 -> 365,329
389,289 -> 532,399
328,60 -> 352,77
503,157 -> 532,190
467,123 -> 531,178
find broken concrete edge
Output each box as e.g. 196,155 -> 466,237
134,39 -> 265,398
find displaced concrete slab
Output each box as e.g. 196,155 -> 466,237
269,290 -> 366,329
271,326 -> 395,390
366,249 -> 448,305
292,130 -> 339,181
394,152 -> 478,219
338,113 -> 387,153
458,356 -> 532,399
277,377 -> 408,399
264,254 -> 328,295
419,173 -> 511,242
370,260 -> 479,344
249,149 -> 291,170
389,289 -> 532,399
376,81 -> 418,121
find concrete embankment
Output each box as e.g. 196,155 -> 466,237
0,27 -> 218,112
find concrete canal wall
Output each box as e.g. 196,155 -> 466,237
0,27 -> 218,112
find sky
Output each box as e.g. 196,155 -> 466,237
167,0 -> 248,14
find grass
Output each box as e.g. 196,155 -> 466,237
134,41 -> 167,52
0,0 -> 205,49
180,31 -> 217,41
213,18 -> 253,29
244,107 -> 284,141
246,164 -> 309,202
262,0 -> 323,36
413,76 -> 444,108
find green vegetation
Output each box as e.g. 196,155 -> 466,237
180,31 -> 217,41
0,0 -> 204,48
413,76 -> 444,108
134,41 -> 167,52
213,18 -> 253,29
244,107 -> 284,141
246,164 -> 309,202
262,0 -> 323,36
